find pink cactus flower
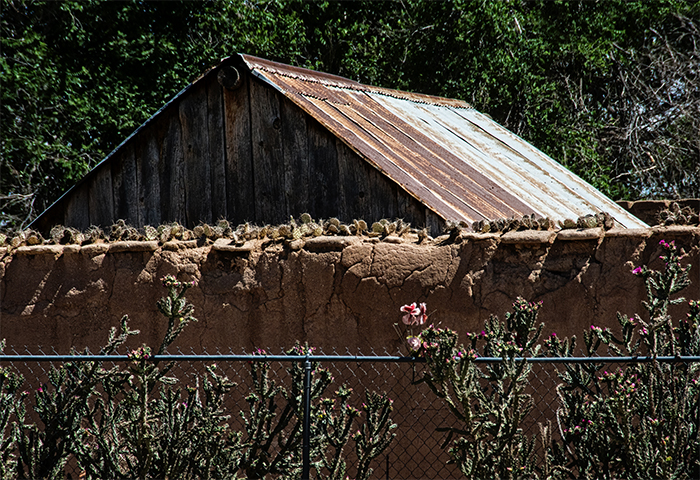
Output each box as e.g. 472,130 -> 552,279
406,336 -> 422,351
401,302 -> 428,325
417,303 -> 428,325
401,303 -> 420,325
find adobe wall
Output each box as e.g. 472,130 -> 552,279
1,226 -> 699,355
617,198 -> 699,226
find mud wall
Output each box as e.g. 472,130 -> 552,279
616,198 -> 699,226
1,226 -> 699,354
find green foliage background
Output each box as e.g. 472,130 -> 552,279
2,0 -> 698,228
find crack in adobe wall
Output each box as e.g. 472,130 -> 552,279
1,227 -> 698,354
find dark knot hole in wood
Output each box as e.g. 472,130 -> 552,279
217,66 -> 242,90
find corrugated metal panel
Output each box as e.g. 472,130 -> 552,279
241,54 -> 647,228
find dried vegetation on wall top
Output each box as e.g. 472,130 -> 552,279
3,200 -> 697,254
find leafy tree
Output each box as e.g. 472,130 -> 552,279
2,0 -> 698,229
1,1 -> 205,227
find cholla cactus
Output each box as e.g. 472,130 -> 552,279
352,391 -> 397,480
237,345 -> 395,480
73,277 -> 240,479
415,298 -> 544,478
143,225 -> 158,241
2,274 -> 395,479
657,202 -> 699,226
547,239 -> 700,478
13,316 -> 139,479
237,345 -> 322,478
0,340 -> 24,478
316,385 -> 360,480
49,225 -> 83,244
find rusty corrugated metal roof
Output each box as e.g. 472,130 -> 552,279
239,54 -> 647,228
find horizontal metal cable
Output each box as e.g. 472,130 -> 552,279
1,354 -> 699,363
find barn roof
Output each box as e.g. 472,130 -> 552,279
31,54 -> 647,231
239,54 -> 645,228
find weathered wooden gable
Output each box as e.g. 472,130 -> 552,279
34,59 -> 436,234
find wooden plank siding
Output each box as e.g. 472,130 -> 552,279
207,78 -> 227,222
31,65 -> 444,235
224,70 -> 255,224
87,163 -> 114,227
180,81 -> 213,226
63,183 -> 90,230
136,127 -> 161,226
161,108 -> 185,224
281,93 -> 309,219
112,143 -> 139,225
250,75 -> 286,224
307,117 -> 340,219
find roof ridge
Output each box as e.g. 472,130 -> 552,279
239,54 -> 471,109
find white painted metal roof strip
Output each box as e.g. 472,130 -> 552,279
371,92 -> 647,228
243,54 -> 648,228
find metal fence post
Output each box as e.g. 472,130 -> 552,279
302,354 -> 312,480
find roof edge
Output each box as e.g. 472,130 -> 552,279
30,58 -> 233,230
237,54 -> 471,109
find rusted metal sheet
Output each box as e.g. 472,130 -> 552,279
241,54 -> 647,228
244,54 -> 469,109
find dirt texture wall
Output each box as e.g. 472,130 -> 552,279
1,226 -> 699,354
616,198 -> 699,226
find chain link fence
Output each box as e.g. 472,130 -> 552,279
2,347 -> 699,479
